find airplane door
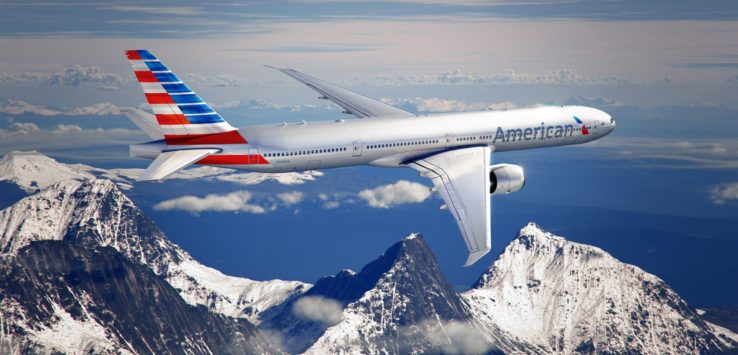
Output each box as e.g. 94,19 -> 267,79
445,134 -> 453,147
352,140 -> 362,157
248,148 -> 259,164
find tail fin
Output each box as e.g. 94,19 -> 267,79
124,50 -> 247,145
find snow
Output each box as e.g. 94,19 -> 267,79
171,259 -> 309,324
463,222 -> 734,354
30,302 -> 133,355
0,151 -> 93,192
708,321 -> 738,345
0,180 -> 83,253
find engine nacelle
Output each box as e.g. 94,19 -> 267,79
489,164 -> 525,195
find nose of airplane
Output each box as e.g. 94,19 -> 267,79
598,109 -> 615,132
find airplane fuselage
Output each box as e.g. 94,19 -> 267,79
132,105 -> 614,173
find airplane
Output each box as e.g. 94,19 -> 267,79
123,49 -> 615,266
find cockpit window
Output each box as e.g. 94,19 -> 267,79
610,117 -> 614,123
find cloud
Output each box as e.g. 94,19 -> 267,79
414,320 -> 493,354
0,122 -> 138,147
52,124 -> 83,134
318,193 -> 341,209
153,190 -> 266,214
709,183 -> 738,205
0,122 -> 41,138
0,99 -> 123,116
181,73 -> 257,88
349,68 -> 658,86
173,166 -> 324,186
292,296 -> 343,326
277,191 -> 304,206
727,74 -> 738,84
50,124 -> 137,136
359,180 -> 431,208
381,97 -> 517,113
596,138 -> 738,169
0,66 -> 129,90
100,5 -> 202,16
392,319 -> 495,354
564,96 -> 626,108
213,98 -> 331,113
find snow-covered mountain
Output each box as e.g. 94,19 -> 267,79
463,223 -> 738,354
0,241 -> 277,354
0,178 -> 308,326
1,150 -> 736,354
0,151 -> 94,192
261,234 -> 540,354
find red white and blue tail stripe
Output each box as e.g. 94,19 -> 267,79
125,50 -> 247,145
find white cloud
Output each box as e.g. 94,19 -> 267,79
709,183 -> 738,205
596,138 -> 738,169
182,73 -> 254,88
153,190 -> 266,214
318,193 -> 342,209
172,166 -> 324,186
727,74 -> 738,84
4,122 -> 40,135
564,96 -> 626,108
358,180 -> 431,208
292,296 -> 343,326
0,66 -> 128,90
50,124 -> 136,136
277,191 -> 304,206
52,124 -> 83,134
0,122 -> 41,140
382,97 -> 516,113
213,98 -> 331,113
0,99 -> 122,116
414,320 -> 493,354
350,68 -> 654,86
100,5 -> 202,16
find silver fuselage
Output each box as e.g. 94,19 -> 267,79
132,105 -> 614,172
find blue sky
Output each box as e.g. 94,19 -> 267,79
2,0 -> 738,307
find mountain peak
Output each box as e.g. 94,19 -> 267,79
266,233 -> 478,353
465,223 -> 736,353
0,151 -> 94,192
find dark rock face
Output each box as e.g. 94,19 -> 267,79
308,234 -> 469,317
0,241 -> 278,355
262,235 -> 508,354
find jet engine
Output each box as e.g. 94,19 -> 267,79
489,164 -> 525,195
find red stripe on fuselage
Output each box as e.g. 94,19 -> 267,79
581,126 -> 589,135
156,114 -> 189,125
146,93 -> 174,104
196,154 -> 269,165
135,71 -> 158,82
164,130 -> 248,145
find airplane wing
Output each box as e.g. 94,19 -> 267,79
408,146 -> 492,266
267,66 -> 415,119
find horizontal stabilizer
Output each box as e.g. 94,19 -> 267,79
138,149 -> 219,182
465,249 -> 490,267
121,107 -> 163,140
